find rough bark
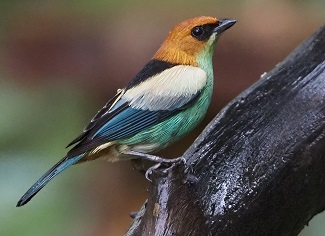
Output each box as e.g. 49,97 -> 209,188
126,25 -> 325,236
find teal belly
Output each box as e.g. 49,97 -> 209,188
117,88 -> 212,153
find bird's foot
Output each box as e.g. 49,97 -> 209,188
144,156 -> 186,181
123,150 -> 186,181
145,163 -> 162,181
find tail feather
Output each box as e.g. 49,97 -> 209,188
16,154 -> 84,207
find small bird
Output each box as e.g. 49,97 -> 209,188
17,16 -> 236,207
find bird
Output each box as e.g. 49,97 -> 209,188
17,16 -> 236,207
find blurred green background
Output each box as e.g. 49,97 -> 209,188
0,0 -> 324,235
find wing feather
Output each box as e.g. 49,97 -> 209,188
66,89 -> 125,147
66,65 -> 206,157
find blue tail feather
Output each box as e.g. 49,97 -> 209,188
16,154 -> 84,207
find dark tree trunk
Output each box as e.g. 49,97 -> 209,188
126,25 -> 325,236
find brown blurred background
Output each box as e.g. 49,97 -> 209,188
0,1 -> 324,235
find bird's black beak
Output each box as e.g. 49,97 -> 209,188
213,19 -> 236,34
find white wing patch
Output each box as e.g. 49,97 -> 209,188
123,65 -> 207,111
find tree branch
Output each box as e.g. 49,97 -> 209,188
126,25 -> 325,236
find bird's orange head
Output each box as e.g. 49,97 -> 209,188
154,16 -> 236,66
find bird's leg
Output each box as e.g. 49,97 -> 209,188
125,150 -> 185,163
124,150 -> 186,181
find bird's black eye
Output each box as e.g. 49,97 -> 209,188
191,26 -> 204,38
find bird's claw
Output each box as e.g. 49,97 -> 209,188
145,156 -> 187,181
145,163 -> 161,181
174,156 -> 187,164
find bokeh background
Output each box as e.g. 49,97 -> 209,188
0,0 -> 324,235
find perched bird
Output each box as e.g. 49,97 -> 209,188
17,16 -> 236,207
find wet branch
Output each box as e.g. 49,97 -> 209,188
126,25 -> 325,236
